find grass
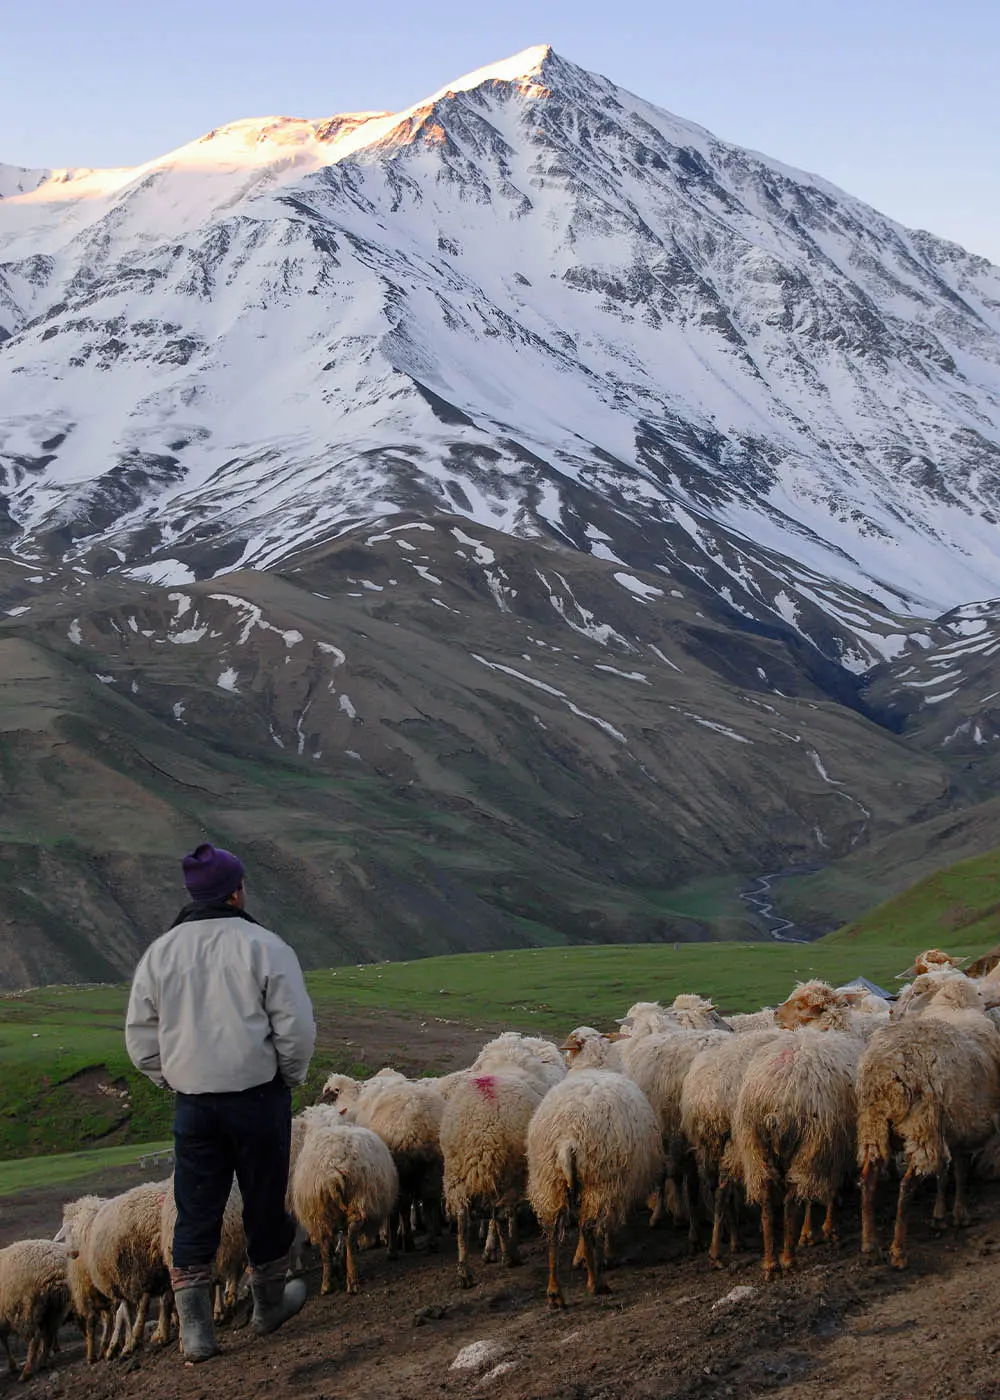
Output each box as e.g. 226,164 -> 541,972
3,843 -> 999,1169
826,844 -> 1000,952
0,1141 -> 173,1198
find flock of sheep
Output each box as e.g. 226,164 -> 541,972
2,946 -> 999,1378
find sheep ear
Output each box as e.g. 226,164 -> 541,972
605,1031 -> 624,1042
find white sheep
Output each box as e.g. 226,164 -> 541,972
62,1181 -> 172,1356
615,1001 -> 678,1039
666,994 -> 733,1032
61,1196 -> 115,1364
471,1033 -> 566,1092
732,1030 -> 861,1279
440,1069 -> 546,1288
290,1106 -> 399,1294
621,1026 -> 732,1241
0,1240 -> 70,1382
858,972 -> 1000,1268
159,1179 -> 247,1331
348,1075 -> 445,1253
776,979 -> 887,1042
680,1029 -> 786,1266
561,1027 -> 626,1073
526,1069 -> 663,1305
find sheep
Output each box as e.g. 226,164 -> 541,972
621,1026 -> 732,1241
776,979 -> 888,1042
561,1027 -> 626,1073
526,1069 -> 663,1305
857,973 -> 1000,1268
726,1008 -> 777,1034
61,1195 -> 115,1364
290,1106 -> 398,1294
440,1068 -> 547,1288
160,1179 -> 247,1331
666,994 -> 733,1032
732,1030 -> 861,1279
347,1075 -> 446,1253
0,1240 -> 71,1382
680,1029 -> 786,1266
615,1001 -> 678,1039
897,948 -> 967,980
62,1181 -> 171,1356
471,1033 -> 566,1092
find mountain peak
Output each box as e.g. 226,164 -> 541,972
422,43 -> 553,102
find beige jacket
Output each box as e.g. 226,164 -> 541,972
125,910 -> 316,1095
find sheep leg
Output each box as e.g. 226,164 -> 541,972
798,1201 -> 815,1248
345,1221 -> 361,1295
952,1154 -> 971,1228
683,1160 -> 702,1253
213,1280 -> 224,1323
708,1180 -> 732,1268
648,1182 -> 665,1228
84,1313 -> 100,1366
546,1214 -> 566,1309
125,1291 -> 150,1355
860,1153 -> 880,1259
822,1197 -> 839,1245
482,1214 -> 501,1264
889,1164 -> 918,1269
151,1290 -> 173,1347
500,1208 -> 522,1268
456,1206 -> 474,1289
572,1229 -> 585,1269
932,1164 -> 950,1233
1,1331 -> 16,1375
580,1222 -> 610,1296
780,1189 -> 801,1272
320,1234 -> 336,1295
17,1335 -> 39,1383
422,1196 -> 441,1254
760,1184 -> 780,1281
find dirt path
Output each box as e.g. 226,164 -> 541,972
3,1182 -> 1000,1400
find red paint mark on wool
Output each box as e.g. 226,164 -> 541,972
472,1075 -> 498,1102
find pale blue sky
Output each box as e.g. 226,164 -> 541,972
4,0 -> 998,260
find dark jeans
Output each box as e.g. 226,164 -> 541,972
173,1073 -> 295,1271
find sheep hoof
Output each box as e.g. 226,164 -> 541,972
889,1249 -> 908,1271
346,1281 -> 360,1296
930,1216 -> 948,1235
589,1281 -> 612,1297
762,1262 -> 779,1282
457,1267 -> 474,1291
546,1290 -> 566,1310
707,1254 -> 725,1271
779,1255 -> 796,1273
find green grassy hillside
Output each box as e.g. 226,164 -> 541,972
825,844 -> 1000,951
4,888 -> 997,1164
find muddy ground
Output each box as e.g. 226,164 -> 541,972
3,1012 -> 1000,1400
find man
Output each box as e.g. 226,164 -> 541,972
126,843 -> 316,1362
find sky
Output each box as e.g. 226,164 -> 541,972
2,0 -> 998,262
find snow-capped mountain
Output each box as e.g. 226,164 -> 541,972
2,44 -> 999,676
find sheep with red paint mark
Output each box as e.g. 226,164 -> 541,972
440,1054 -> 552,1289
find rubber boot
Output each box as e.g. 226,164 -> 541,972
173,1282 -> 219,1363
250,1254 -> 307,1336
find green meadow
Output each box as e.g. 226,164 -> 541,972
2,840 -> 998,1177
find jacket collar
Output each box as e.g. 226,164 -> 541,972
169,901 -> 260,930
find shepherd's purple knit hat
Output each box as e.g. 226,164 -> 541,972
182,843 -> 245,904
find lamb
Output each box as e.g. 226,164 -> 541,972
732,1030 -> 861,1279
858,973 -> 1000,1268
440,1068 -> 547,1288
290,1106 -> 399,1294
621,1026 -> 732,1241
63,1181 -> 172,1356
347,1074 -> 446,1253
680,1029 -> 786,1266
776,979 -> 887,1042
526,1069 -> 663,1305
0,1240 -> 71,1382
160,1179 -> 247,1330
